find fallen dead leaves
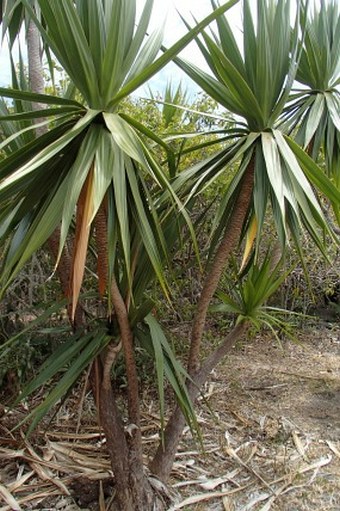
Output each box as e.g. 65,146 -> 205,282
0,325 -> 339,510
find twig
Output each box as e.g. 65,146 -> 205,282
225,446 -> 274,495
76,362 -> 93,434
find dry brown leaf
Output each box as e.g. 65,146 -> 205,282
0,489 -> 60,511
258,482 -> 292,511
222,494 -> 234,511
46,431 -> 103,440
99,480 -> 106,511
291,431 -> 309,461
70,166 -> 94,319
168,486 -> 249,510
199,469 -> 240,490
24,438 -> 70,496
0,483 -> 22,511
49,441 -> 111,470
239,492 -> 271,511
326,440 -> 340,458
0,447 -> 25,459
298,455 -> 332,475
8,471 -> 35,492
225,446 -> 273,492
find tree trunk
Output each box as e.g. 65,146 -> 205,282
25,16 -> 157,510
107,277 -> 155,509
27,17 -> 46,136
188,156 -> 255,374
90,355 -> 155,511
150,155 -> 255,482
150,322 -> 249,481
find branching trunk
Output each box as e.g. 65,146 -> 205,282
26,15 -> 256,506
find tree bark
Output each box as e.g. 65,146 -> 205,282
27,17 -> 46,137
90,357 -> 132,509
188,156 -> 255,374
109,276 -> 154,509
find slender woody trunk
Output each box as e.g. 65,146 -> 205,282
150,156 -> 255,482
90,357 -> 133,510
150,322 -> 249,480
188,156 -> 255,374
27,18 -> 45,135
109,276 -> 153,509
26,18 -> 152,510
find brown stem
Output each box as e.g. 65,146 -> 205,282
110,276 -> 141,428
110,276 -> 152,507
151,157 -> 255,481
150,322 -> 249,481
89,359 -> 134,510
188,157 -> 255,374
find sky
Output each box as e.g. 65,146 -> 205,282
141,0 -> 242,97
0,0 -> 242,96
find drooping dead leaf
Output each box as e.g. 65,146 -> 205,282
70,166 -> 95,320
240,215 -> 257,271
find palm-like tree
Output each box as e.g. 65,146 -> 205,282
1,0 -> 340,506
150,0 -> 340,481
281,0 -> 340,222
0,1 -> 240,509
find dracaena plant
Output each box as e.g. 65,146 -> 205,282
281,0 -> 340,224
149,0 -> 340,481
0,0 -> 241,509
212,250 -> 300,342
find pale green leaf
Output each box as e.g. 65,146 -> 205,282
304,93 -> 325,147
0,109 -> 98,192
261,132 -> 285,217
